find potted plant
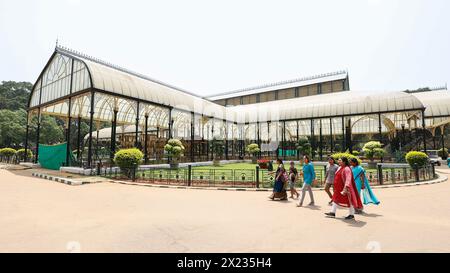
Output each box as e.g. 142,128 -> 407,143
164,139 -> 185,169
362,141 -> 385,168
246,143 -> 260,164
257,159 -> 271,169
113,148 -> 144,179
210,138 -> 224,166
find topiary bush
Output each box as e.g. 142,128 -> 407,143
331,152 -> 362,164
362,141 -> 385,162
16,148 -> 32,160
114,148 -> 144,177
405,151 -> 429,168
246,143 -> 260,163
164,139 -> 185,160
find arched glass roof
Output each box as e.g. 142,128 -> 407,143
230,90 -> 425,123
410,90 -> 450,118
30,46 -> 436,126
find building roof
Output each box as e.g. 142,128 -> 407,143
205,71 -> 348,101
410,89 -> 450,118
31,46 -> 433,126
230,90 -> 425,123
55,46 -> 232,120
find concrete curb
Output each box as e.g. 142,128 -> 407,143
32,172 -> 83,186
108,173 -> 448,192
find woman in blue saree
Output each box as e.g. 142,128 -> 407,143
350,158 -> 380,210
268,159 -> 288,201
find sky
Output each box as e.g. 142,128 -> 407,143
0,0 -> 449,96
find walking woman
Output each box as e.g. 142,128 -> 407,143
324,156 -> 338,205
350,158 -> 380,211
325,157 -> 363,220
268,159 -> 288,201
297,155 -> 316,207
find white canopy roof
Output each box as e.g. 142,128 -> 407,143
410,90 -> 450,118
230,90 -> 425,123
31,46 -> 431,125
56,46 -> 233,121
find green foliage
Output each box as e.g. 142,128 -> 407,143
296,137 -> 312,156
114,148 -> 144,170
438,148 -> 448,158
393,150 -> 407,163
210,138 -> 224,158
16,148 -> 32,159
0,81 -> 32,111
246,143 -> 260,155
331,152 -> 362,164
362,141 -> 385,161
0,109 -> 27,148
164,139 -> 185,159
352,150 -> 360,156
0,147 -> 17,157
405,151 -> 429,168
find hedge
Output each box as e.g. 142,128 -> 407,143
16,148 -> 33,159
0,148 -> 17,158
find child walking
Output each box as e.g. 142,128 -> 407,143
288,161 -> 299,199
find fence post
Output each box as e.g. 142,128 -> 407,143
431,163 -> 436,179
188,164 -> 192,186
132,163 -> 137,182
255,166 -> 260,189
377,164 -> 383,185
414,163 -> 419,182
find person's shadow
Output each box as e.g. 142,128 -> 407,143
359,212 -> 383,218
337,218 -> 367,227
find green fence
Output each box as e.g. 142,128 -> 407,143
100,163 -> 437,188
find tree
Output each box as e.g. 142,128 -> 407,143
0,81 -> 32,111
0,109 -> 27,148
296,137 -> 312,157
362,141 -> 385,162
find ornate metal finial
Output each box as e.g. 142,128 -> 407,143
55,36 -> 59,48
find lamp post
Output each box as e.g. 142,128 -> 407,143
401,124 -> 405,151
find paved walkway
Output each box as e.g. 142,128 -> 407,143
0,167 -> 449,253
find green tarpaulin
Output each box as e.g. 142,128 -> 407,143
38,143 -> 74,170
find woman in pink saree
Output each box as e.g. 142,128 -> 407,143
325,157 -> 363,220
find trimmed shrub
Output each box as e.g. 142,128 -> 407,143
16,148 -> 32,159
362,141 -> 385,161
0,148 -> 17,158
246,143 -> 260,155
405,151 -> 429,168
114,148 -> 144,171
352,150 -> 360,156
331,152 -> 362,164
164,139 -> 185,159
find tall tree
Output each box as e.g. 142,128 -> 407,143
0,81 -> 32,111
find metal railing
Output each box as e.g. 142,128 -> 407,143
99,163 -> 438,188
